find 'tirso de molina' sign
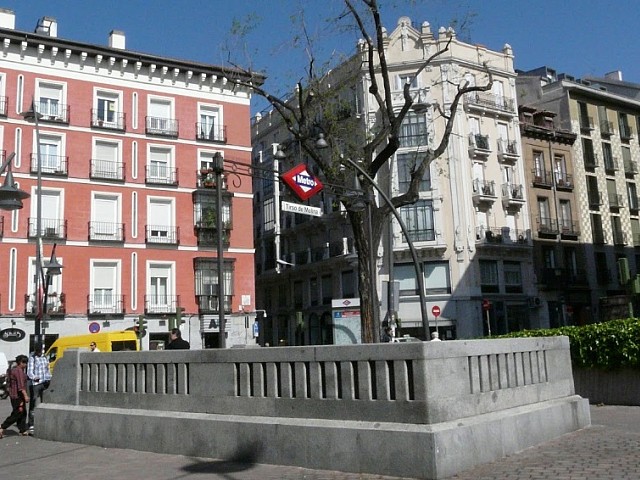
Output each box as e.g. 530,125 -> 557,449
281,164 -> 323,201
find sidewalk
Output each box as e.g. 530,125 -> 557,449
0,401 -> 638,479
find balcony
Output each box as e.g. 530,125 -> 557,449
145,165 -> 179,186
36,102 -> 70,124
28,218 -> 67,240
600,120 -> 614,137
195,228 -> 230,248
88,221 -> 125,242
559,220 -> 580,239
91,109 -> 126,131
468,134 -> 491,159
588,192 -> 603,208
475,227 -> 530,246
197,169 -> 227,189
472,179 -> 496,205
604,156 -> 619,173
532,170 -> 553,188
145,116 -> 179,137
90,159 -> 125,181
24,292 -> 66,317
584,152 -> 599,169
144,295 -> 180,315
497,139 -> 518,163
145,225 -> 179,245
609,193 -> 624,209
624,160 -> 638,176
629,196 -> 640,213
501,183 -> 525,209
579,116 -> 594,132
87,294 -> 125,316
620,124 -> 634,141
196,294 -> 232,314
0,96 -> 7,116
465,91 -> 515,115
30,154 -> 68,176
613,229 -> 627,246
537,216 -> 559,237
196,123 -> 227,143
555,173 -> 574,191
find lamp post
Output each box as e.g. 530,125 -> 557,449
21,99 -> 49,351
211,152 -> 226,348
0,152 -> 30,210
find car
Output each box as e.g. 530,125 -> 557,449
391,335 -> 422,343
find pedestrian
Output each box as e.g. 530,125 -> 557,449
431,331 -> 442,341
27,345 -> 51,432
166,328 -> 190,350
89,342 -> 100,352
0,355 -> 30,437
381,326 -> 393,343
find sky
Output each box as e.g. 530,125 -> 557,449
1,0 -> 638,113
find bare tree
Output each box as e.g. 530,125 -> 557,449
229,0 -> 492,343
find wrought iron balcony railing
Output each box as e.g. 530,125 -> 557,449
532,170 -> 553,187
196,294 -> 232,314
91,109 -> 126,131
537,216 -> 559,235
196,123 -> 227,143
145,165 -> 178,186
30,154 -> 68,176
144,295 -> 180,315
465,91 -> 515,114
28,217 -> 67,240
145,116 -> 179,137
87,294 -> 125,316
24,292 -> 66,316
90,159 -> 125,181
36,101 -> 70,124
145,225 -> 179,245
88,221 -> 125,242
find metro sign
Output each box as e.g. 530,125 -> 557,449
281,164 -> 323,201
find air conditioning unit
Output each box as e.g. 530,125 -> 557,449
528,296 -> 542,308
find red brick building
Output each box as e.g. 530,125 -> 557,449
0,10 -> 260,356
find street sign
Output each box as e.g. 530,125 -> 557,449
431,305 -> 441,318
281,201 -> 323,217
281,164 -> 324,201
89,321 -> 101,333
482,299 -> 491,311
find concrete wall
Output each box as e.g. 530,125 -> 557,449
574,368 -> 640,406
38,337 -> 590,479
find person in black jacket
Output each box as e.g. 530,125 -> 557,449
166,328 -> 190,350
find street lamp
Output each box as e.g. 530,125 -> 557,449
211,152 -> 226,348
21,99 -> 50,350
0,152 -> 30,210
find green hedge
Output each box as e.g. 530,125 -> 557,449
499,318 -> 640,370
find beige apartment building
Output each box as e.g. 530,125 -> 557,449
518,68 -> 640,322
253,17 -> 538,345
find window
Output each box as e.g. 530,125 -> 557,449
194,258 -> 234,312
91,193 -> 121,240
587,176 -> 600,206
399,111 -> 428,147
198,105 -> 223,141
425,261 -> 450,294
146,97 -> 176,136
598,106 -> 612,135
395,264 -> 418,296
30,188 -> 61,238
542,246 -> 556,268
591,213 -> 604,244
582,138 -> 596,167
559,200 -> 573,231
293,281 -> 303,309
554,154 -> 567,184
341,270 -> 357,298
607,179 -> 620,207
92,139 -> 121,179
94,89 -> 123,129
578,102 -> 591,129
602,142 -> 615,171
321,274 -> 332,304
533,151 -> 545,178
479,260 -> 499,293
397,74 -> 418,90
538,197 -> 551,227
37,82 -> 64,120
148,145 -> 172,181
631,218 -> 640,246
37,133 -> 64,174
147,198 -> 174,243
503,262 -> 522,293
400,200 -> 434,242
622,146 -> 633,173
612,216 -> 625,245
397,152 -> 430,193
628,183 -> 638,211
309,277 -> 318,306
148,263 -> 174,313
91,262 -> 119,313
619,112 -> 632,139
594,252 -> 608,284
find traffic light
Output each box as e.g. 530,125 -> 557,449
137,315 -> 147,335
168,308 -> 185,331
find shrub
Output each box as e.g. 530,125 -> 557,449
499,318 -> 640,370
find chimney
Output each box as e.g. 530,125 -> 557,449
0,8 -> 15,29
109,30 -> 126,49
35,16 -> 57,37
604,70 -> 623,81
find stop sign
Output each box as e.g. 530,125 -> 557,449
482,299 -> 491,311
431,305 -> 441,318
